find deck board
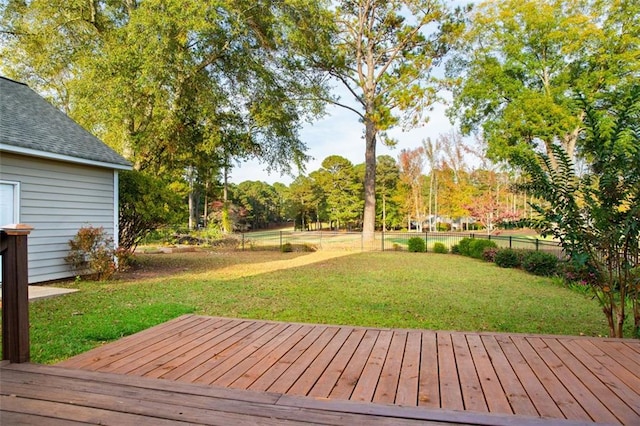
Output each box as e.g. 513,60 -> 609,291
49,314 -> 640,425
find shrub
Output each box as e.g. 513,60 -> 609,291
407,237 -> 426,253
522,251 -> 559,276
457,238 -> 473,256
65,226 -> 116,280
468,239 -> 498,259
451,244 -> 460,254
281,242 -> 293,253
115,246 -> 136,271
482,247 -> 498,262
494,248 -> 521,268
559,260 -> 598,285
119,170 -> 183,252
432,242 -> 448,254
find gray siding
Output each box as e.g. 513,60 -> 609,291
0,153 -> 116,283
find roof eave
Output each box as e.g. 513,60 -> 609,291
0,144 -> 133,171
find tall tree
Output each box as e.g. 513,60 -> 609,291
375,155 -> 400,231
398,147 -> 425,231
1,0 -> 331,227
422,137 -> 441,231
315,0 -> 465,240
315,156 -> 363,230
287,175 -> 323,231
448,0 -> 640,165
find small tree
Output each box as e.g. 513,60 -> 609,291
119,170 -> 183,252
514,87 -> 640,337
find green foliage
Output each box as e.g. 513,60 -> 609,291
468,239 -> 498,260
521,251 -> 559,277
432,242 -> 448,254
1,0 -> 331,233
513,86 -> 640,337
494,248 -> 522,269
319,1 -> 466,237
407,237 -> 426,253
451,244 -> 460,254
65,226 -> 116,281
315,156 -> 362,230
449,0 -> 640,164
457,238 -> 473,256
281,242 -> 293,253
119,170 -> 183,252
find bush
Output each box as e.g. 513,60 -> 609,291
522,251 -> 559,276
281,242 -> 293,253
494,248 -> 522,268
560,260 -> 600,286
468,239 -> 498,259
451,244 -> 460,254
457,238 -> 473,256
407,237 -> 426,253
432,242 -> 448,254
482,247 -> 498,262
65,226 -> 116,281
119,170 -> 183,252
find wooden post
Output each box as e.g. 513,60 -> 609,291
1,224 -> 34,363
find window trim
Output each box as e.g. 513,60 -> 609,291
0,180 -> 21,226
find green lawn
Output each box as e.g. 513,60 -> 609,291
2,250 -> 614,364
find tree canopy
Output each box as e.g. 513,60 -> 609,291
448,0 -> 640,164
312,0 -> 467,240
0,0 -> 331,176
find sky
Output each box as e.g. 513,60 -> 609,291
229,1 -> 478,186
230,84 -> 460,185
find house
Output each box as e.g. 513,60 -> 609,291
0,76 -> 131,283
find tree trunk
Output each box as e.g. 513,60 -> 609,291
222,166 -> 230,234
362,118 -> 377,242
382,195 -> 387,232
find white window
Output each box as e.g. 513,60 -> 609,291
0,180 -> 20,227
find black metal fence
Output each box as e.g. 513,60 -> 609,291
239,230 -> 565,257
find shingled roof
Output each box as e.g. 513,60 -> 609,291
0,76 -> 131,169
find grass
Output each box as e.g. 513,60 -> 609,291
1,250 -> 615,364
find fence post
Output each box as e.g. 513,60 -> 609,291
509,236 -> 512,249
1,224 -> 34,363
381,229 -> 385,251
535,238 -> 540,252
279,231 -> 282,251
425,231 -> 428,253
242,233 -> 245,251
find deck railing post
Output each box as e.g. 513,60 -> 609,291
1,224 -> 34,363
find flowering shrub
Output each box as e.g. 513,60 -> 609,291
482,247 -> 498,262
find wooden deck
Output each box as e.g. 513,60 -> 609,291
2,361 -> 588,426
41,315 -> 640,424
